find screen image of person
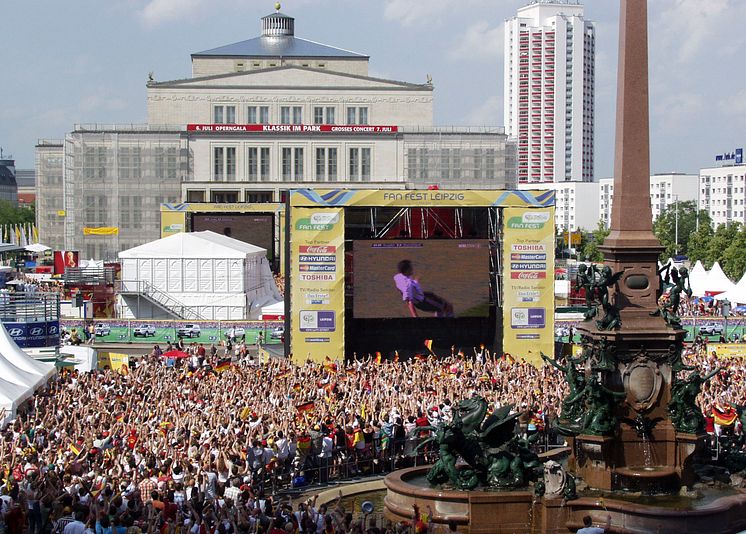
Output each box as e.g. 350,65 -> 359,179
353,240 -> 489,319
394,259 -> 454,318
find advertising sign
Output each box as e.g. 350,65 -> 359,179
290,208 -> 345,362
160,211 -> 187,238
98,352 -> 130,372
502,207 -> 556,367
187,124 -> 398,134
707,344 -> 746,358
5,320 -> 60,348
53,251 -> 79,275
715,148 -> 743,165
290,189 -> 556,209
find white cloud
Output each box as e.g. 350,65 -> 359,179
140,0 -> 207,27
466,95 -> 502,126
449,21 -> 503,61
654,0 -> 741,63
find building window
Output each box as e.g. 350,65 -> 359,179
282,147 -> 304,181
214,147 -> 236,181
211,191 -> 239,203
314,148 -> 338,182
246,192 -> 273,203
247,147 -> 271,182
282,106 -> 302,124
247,106 -> 269,124
347,107 -> 369,125
348,148 -> 371,181
155,147 -> 178,180
118,147 -> 141,180
313,107 -> 336,124
214,105 -> 236,124
186,190 -> 205,202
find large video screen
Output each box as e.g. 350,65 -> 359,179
353,239 -> 490,318
192,214 -> 274,259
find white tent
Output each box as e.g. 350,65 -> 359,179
704,261 -> 735,296
119,231 -> 281,320
57,346 -> 98,373
689,260 -> 709,297
261,300 -> 285,320
0,324 -> 55,379
715,272 -> 746,305
0,323 -> 55,421
24,243 -> 51,253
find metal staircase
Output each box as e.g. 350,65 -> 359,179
117,280 -> 206,320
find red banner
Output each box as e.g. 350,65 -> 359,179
187,124 -> 398,134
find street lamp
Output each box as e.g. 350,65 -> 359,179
674,195 -> 679,257
722,298 -> 731,341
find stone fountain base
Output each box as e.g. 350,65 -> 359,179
385,466 -> 746,533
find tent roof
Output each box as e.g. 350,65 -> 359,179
705,261 -> 736,294
716,271 -> 746,304
261,300 -> 285,314
689,260 -> 709,297
118,231 -> 266,260
0,324 -> 55,378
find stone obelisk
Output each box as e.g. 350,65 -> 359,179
598,0 -> 668,330
572,0 -> 692,492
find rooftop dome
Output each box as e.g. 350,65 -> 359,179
261,4 -> 294,37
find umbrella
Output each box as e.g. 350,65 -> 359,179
162,350 -> 190,359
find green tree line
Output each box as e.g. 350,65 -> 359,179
572,201 -> 746,280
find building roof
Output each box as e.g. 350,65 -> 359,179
192,35 -> 368,59
118,230 -> 266,260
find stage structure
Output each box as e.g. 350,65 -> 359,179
159,202 -> 285,271
286,189 -> 556,364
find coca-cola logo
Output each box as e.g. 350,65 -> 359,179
510,272 -> 547,279
299,246 -> 336,254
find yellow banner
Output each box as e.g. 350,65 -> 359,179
707,344 -> 746,358
83,227 -> 119,236
502,207 -> 556,367
290,189 -> 555,209
98,352 -> 129,371
290,207 -> 345,363
161,211 -> 186,238
160,203 -> 284,213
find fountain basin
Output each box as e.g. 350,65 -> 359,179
385,466 -> 746,533
613,465 -> 679,494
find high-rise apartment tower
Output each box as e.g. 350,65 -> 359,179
504,1 -> 595,183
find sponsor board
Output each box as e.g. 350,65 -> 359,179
299,310 -> 336,332
511,308 -> 546,329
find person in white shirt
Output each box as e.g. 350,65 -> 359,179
318,433 -> 334,483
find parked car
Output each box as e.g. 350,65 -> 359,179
224,327 -> 246,340
133,324 -> 156,337
270,326 -> 284,340
94,323 -> 111,337
177,324 -> 201,338
699,323 -> 724,336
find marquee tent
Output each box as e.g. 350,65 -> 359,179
703,262 -> 735,296
260,300 -> 285,320
689,260 -> 709,298
119,231 -> 281,320
715,272 -> 746,305
0,323 -> 55,421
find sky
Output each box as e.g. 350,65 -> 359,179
1,0 -> 744,177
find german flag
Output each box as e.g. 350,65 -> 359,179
424,339 -> 433,353
292,383 -> 302,393
116,413 -> 125,423
323,356 -> 338,373
393,351 -> 400,363
69,442 -> 82,457
296,401 -> 315,413
276,369 -> 292,380
503,353 -> 515,364
375,352 -> 382,364
239,407 -> 252,421
215,360 -> 231,373
713,403 -> 738,427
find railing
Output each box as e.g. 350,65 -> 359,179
0,291 -> 60,322
63,267 -> 117,286
117,280 -> 206,321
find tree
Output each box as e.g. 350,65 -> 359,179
705,222 -> 742,269
652,201 -> 711,259
578,221 -> 610,263
722,228 -> 746,280
0,201 -> 35,226
686,222 -> 714,266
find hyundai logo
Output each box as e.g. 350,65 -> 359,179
8,328 -> 23,337
48,326 -> 58,335
29,327 -> 43,336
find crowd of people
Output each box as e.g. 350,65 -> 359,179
1,340 -> 744,533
